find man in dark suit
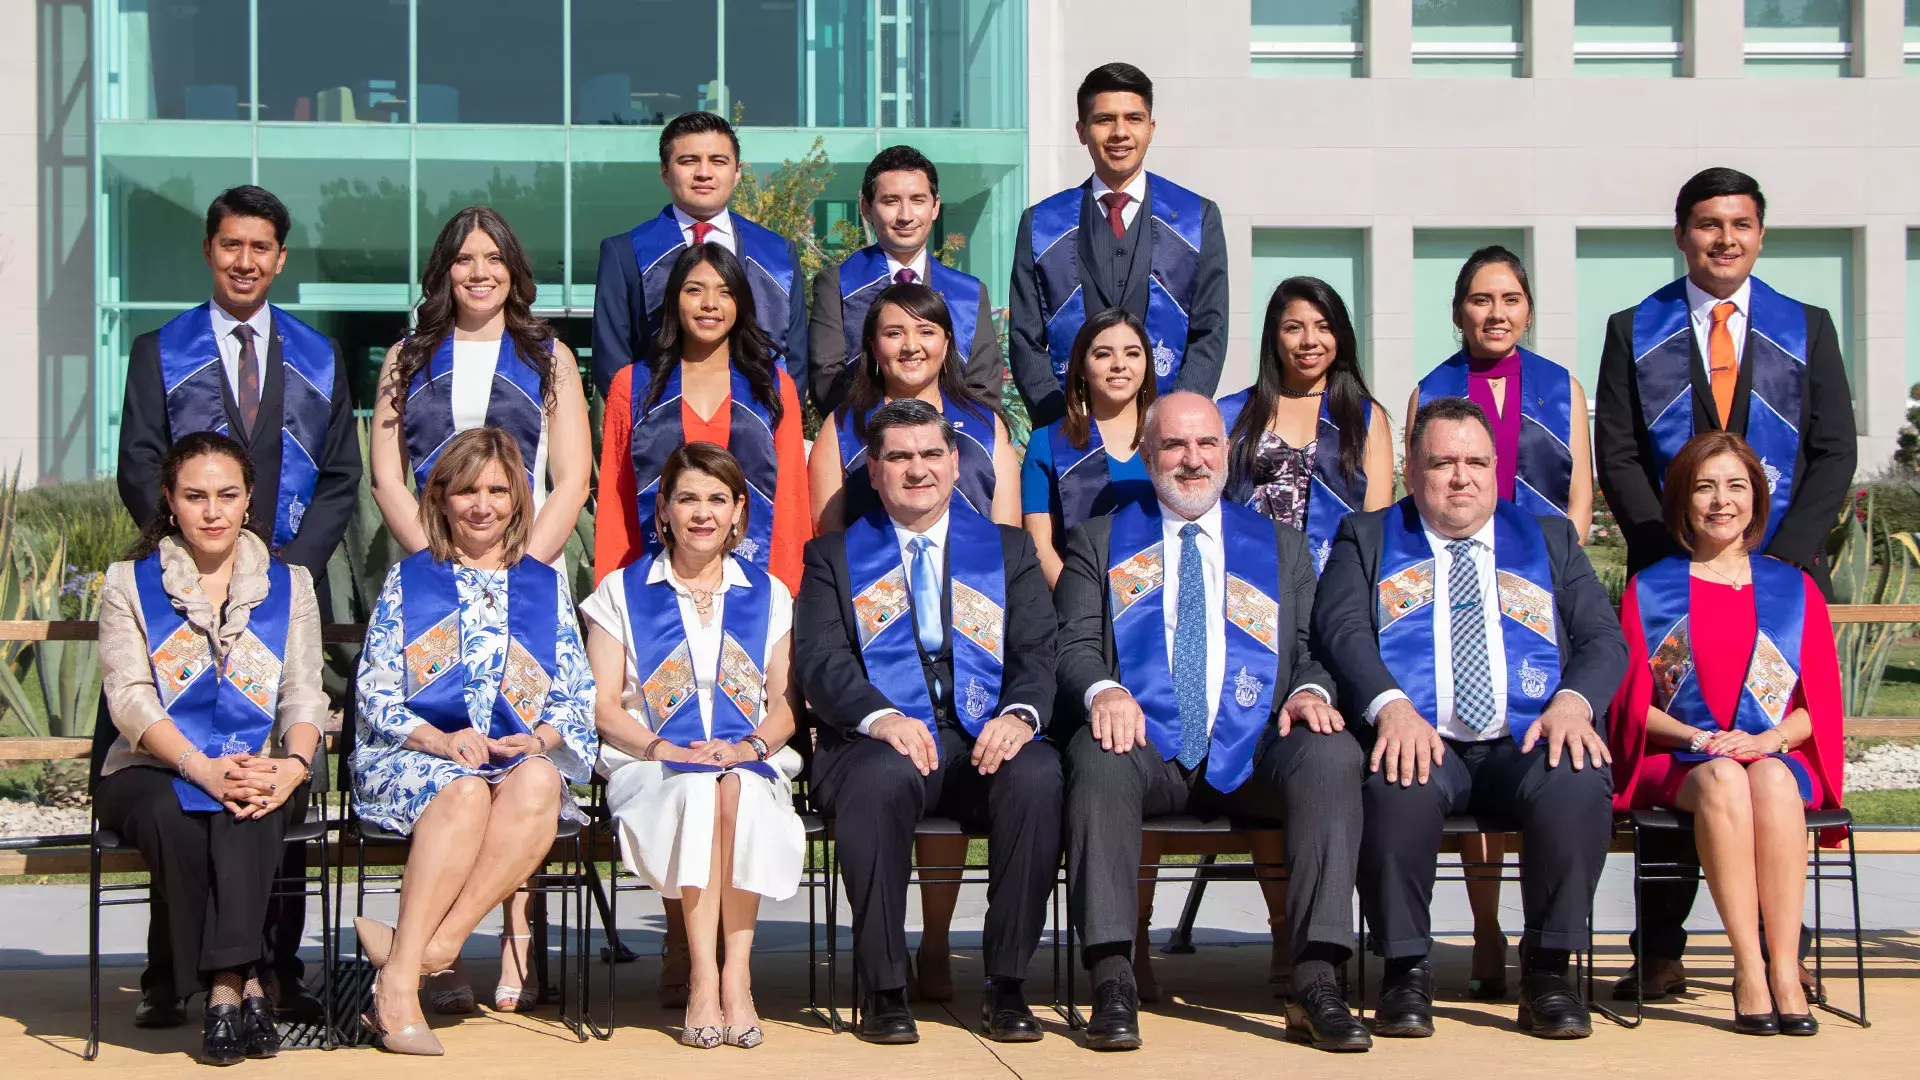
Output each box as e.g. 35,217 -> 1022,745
809,145 -> 1002,412
115,184 -> 361,1028
1315,397 -> 1627,1041
1008,62 -> 1228,428
795,397 -> 1061,1045
590,110 -> 809,399
1594,166 -> 1854,1000
1056,391 -> 1370,1053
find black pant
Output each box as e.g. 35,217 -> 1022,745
1065,724 -> 1364,963
1360,738 -> 1612,959
96,766 -> 303,1000
812,727 -> 1063,992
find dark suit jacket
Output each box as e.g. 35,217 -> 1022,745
590,219 -> 811,400
1311,505 -> 1628,734
806,260 -> 1004,413
1594,288 -> 1855,585
1007,181 -> 1229,428
795,519 -> 1056,750
1052,510 -> 1331,731
117,318 -> 362,578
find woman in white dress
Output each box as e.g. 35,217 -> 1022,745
582,442 -> 804,1050
368,205 -> 592,1012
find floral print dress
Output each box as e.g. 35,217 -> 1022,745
1247,429 -> 1316,529
352,562 -> 598,835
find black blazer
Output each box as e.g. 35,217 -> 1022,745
1052,510 -> 1332,730
116,319 -> 362,578
806,260 -> 1004,413
1593,290 -> 1855,585
1311,504 -> 1628,733
794,519 -> 1056,747
1006,182 -> 1229,428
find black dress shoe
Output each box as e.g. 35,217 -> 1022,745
1517,971 -> 1592,1039
981,978 -> 1042,1043
272,980 -> 327,1025
199,1004 -> 247,1066
1371,961 -> 1434,1038
134,995 -> 187,1029
1776,1012 -> 1818,1037
1084,975 -> 1142,1051
858,988 -> 919,1044
1285,976 -> 1371,1052
240,996 -> 281,1058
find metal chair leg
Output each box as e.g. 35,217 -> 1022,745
87,840 -> 101,1062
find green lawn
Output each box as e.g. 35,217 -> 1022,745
1846,789 -> 1920,826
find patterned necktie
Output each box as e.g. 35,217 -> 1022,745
1173,522 -> 1209,768
894,267 -> 917,285
1709,300 -> 1738,429
689,220 -> 714,247
1099,191 -> 1132,240
232,323 -> 260,433
1447,538 -> 1499,735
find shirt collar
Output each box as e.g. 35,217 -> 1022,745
645,552 -> 752,594
1684,275 -> 1750,323
1157,499 -> 1223,543
672,204 -> 734,238
1089,171 -> 1149,208
208,298 -> 273,345
1423,512 -> 1498,557
882,247 -> 930,282
892,508 -> 951,552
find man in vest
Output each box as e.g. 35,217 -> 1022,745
1008,62 -> 1228,428
590,110 -> 809,399
808,145 -> 1003,412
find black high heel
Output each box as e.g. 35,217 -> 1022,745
1776,1012 -> 1818,1036
1731,978 -> 1778,1036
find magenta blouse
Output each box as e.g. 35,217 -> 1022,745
1466,350 -> 1522,502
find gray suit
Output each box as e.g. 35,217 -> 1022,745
1054,509 -> 1363,964
808,260 -> 1004,413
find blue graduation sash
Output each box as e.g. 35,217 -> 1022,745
1374,498 -> 1561,745
627,206 -> 797,366
403,335 -> 545,489
1417,347 -> 1574,518
835,245 -> 982,366
397,552 -> 560,776
155,303 -> 336,548
624,553 -> 777,781
834,394 -> 996,522
1105,501 -> 1282,793
844,505 -> 1010,738
628,362 -> 778,573
1029,173 -> 1205,393
135,552 -> 292,812
1043,419 -> 1153,533
1217,388 -> 1369,577
1633,554 -> 1812,801
1631,276 -> 1806,549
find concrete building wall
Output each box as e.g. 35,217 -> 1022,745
0,2 -> 41,480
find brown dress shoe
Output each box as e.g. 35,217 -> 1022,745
1610,957 -> 1687,1001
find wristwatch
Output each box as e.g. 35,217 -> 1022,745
1005,705 -> 1042,732
746,735 -> 770,762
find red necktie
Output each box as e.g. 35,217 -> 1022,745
232,324 -> 260,433
1099,191 -> 1132,239
894,267 -> 917,285
689,220 -> 714,247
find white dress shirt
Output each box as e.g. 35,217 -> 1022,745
207,299 -> 273,408
1685,276 -> 1751,376
1364,515 -> 1590,740
672,205 -> 737,252
883,248 -> 930,284
1088,171 -> 1149,232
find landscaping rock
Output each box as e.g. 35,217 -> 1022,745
0,798 -> 89,839
1847,742 -> 1920,792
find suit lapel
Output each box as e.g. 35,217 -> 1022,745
1076,190 -> 1116,310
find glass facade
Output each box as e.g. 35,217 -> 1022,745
1411,0 -> 1523,79
1412,229 -> 1528,372
1909,1 -> 1920,76
1575,230 -> 1686,388
1756,229 -> 1856,389
85,0 -> 1028,474
1908,230 -> 1920,384
1247,229 -> 1369,385
1745,0 -> 1854,78
1574,0 -> 1685,78
1251,1 -> 1365,79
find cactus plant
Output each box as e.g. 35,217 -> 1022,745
1830,488 -> 1920,716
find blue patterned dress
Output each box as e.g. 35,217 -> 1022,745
352,562 -> 598,834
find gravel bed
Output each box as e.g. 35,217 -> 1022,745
0,799 -> 90,839
1848,742 -> 1920,792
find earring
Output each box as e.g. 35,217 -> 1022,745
243,510 -> 251,525
729,523 -> 739,540
167,513 -> 177,528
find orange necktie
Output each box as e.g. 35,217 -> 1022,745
1709,300 -> 1738,429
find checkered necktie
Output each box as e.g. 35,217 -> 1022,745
1173,522 -> 1209,768
1447,538 -> 1499,735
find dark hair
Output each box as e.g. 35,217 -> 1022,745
1674,167 -> 1766,230
1228,276 -> 1379,488
1451,244 -> 1533,343
204,185 -> 290,247
863,397 -> 955,458
861,145 -> 940,205
1063,307 -> 1154,452
1408,396 -> 1494,454
386,206 -> 558,430
655,443 -> 750,556
129,432 -> 259,560
658,111 -> 741,167
1661,431 -> 1770,554
1076,62 -> 1153,123
639,243 -> 784,429
848,283 -> 995,445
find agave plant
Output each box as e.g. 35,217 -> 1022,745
1830,488 -> 1920,717
0,465 -> 106,736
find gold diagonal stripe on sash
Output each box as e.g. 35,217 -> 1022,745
641,641 -> 696,723
718,633 -> 765,720
1747,632 -> 1798,727
852,566 -> 911,649
1496,570 -> 1557,642
951,580 -> 1006,663
150,623 -> 212,709
404,612 -> 460,695
1376,560 -> 1435,631
1108,542 -> 1164,619
1224,575 -> 1281,654
501,639 -> 552,727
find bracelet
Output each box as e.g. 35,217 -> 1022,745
285,751 -> 312,774
1688,730 -> 1712,754
1778,732 -> 1792,755
643,738 -> 666,762
174,747 -> 203,776
746,735 -> 770,762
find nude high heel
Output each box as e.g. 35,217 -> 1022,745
354,916 -> 456,976
363,973 -> 446,1056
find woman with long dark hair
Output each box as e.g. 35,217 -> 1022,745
808,282 -> 1017,534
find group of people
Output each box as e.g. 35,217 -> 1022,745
94,58 -> 1853,1066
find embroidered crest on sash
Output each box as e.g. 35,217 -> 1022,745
1747,633 -> 1797,725
1377,561 -> 1435,630
500,639 -> 551,726
218,733 -> 254,758
1496,570 -> 1556,641
1761,459 -> 1782,495
151,624 -> 212,707
405,614 -> 460,692
1649,619 -> 1693,707
1108,543 -> 1165,618
288,498 -> 306,534
951,580 -> 1006,662
1517,658 -> 1550,700
734,536 -> 760,562
223,631 -> 282,713
641,641 -> 697,722
964,677 -> 992,720
717,634 -> 764,720
1151,340 -> 1175,377
1314,538 -> 1331,574
1234,666 -> 1263,708
1224,575 -> 1280,653
853,567 -> 911,648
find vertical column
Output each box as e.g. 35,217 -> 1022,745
1526,0 -> 1576,79
1855,0 -> 1904,79
0,0 -> 38,478
1369,218 -> 1416,417
1858,221 -> 1907,465
1687,0 -> 1746,78
1529,220 -> 1579,384
1366,0 -> 1413,79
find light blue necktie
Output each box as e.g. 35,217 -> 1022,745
1173,522 -> 1209,769
908,536 -> 945,703
1447,538 -> 1499,735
